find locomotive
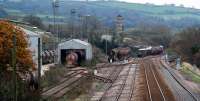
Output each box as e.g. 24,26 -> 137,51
64,50 -> 85,67
66,52 -> 78,66
108,47 -> 131,63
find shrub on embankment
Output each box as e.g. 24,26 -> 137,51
170,26 -> 200,68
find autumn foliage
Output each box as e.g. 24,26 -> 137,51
0,20 -> 35,72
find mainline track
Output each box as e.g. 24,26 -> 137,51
140,58 -> 175,101
144,61 -> 166,101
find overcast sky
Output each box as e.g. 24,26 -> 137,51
119,0 -> 200,9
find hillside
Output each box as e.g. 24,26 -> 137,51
1,0 -> 200,29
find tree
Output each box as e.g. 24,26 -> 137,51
0,20 -> 36,100
0,20 -> 34,71
23,15 -> 44,29
134,22 -> 172,47
170,27 -> 200,67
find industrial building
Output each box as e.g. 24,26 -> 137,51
21,28 -> 42,69
57,39 -> 92,65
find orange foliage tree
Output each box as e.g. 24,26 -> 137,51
0,20 -> 34,72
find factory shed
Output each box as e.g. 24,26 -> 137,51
21,28 -> 42,69
57,39 -> 92,64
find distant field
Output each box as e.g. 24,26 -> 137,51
5,8 -> 66,20
3,1 -> 200,27
92,1 -> 200,14
90,1 -> 200,20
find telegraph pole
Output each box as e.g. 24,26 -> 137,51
52,0 -> 59,40
12,29 -> 17,101
70,9 -> 76,39
37,38 -> 41,91
78,14 -> 83,39
52,0 -> 59,63
105,29 -> 108,55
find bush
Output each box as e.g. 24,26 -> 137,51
41,66 -> 67,88
170,27 -> 200,68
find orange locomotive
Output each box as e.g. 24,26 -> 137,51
66,52 -> 78,66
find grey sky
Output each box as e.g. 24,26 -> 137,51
119,0 -> 200,9
8,0 -> 200,9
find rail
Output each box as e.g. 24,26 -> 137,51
160,59 -> 198,101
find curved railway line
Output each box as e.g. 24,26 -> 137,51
157,57 -> 199,101
42,70 -> 87,99
97,66 -> 125,101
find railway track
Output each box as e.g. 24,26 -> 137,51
97,66 -> 124,101
42,70 -> 86,99
112,66 -> 131,101
128,64 -> 138,101
95,64 -> 137,101
157,57 -> 199,101
91,64 -> 124,101
118,64 -> 138,101
140,58 -> 175,101
144,62 -> 166,101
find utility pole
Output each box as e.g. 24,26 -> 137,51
37,38 -> 41,91
52,0 -> 59,63
12,30 -> 17,101
105,29 -> 108,55
52,0 -> 59,39
78,14 -> 83,39
70,9 -> 76,39
106,38 -> 108,55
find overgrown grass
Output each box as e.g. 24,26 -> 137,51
181,65 -> 200,83
80,58 -> 99,70
41,65 -> 68,89
58,77 -> 93,101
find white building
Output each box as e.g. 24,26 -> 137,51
57,39 -> 92,64
101,35 -> 113,42
21,28 -> 42,69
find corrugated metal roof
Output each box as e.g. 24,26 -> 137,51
21,27 -> 40,37
59,39 -> 90,46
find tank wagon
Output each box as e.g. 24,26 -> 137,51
138,46 -> 164,57
108,47 -> 131,62
42,50 -> 56,64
